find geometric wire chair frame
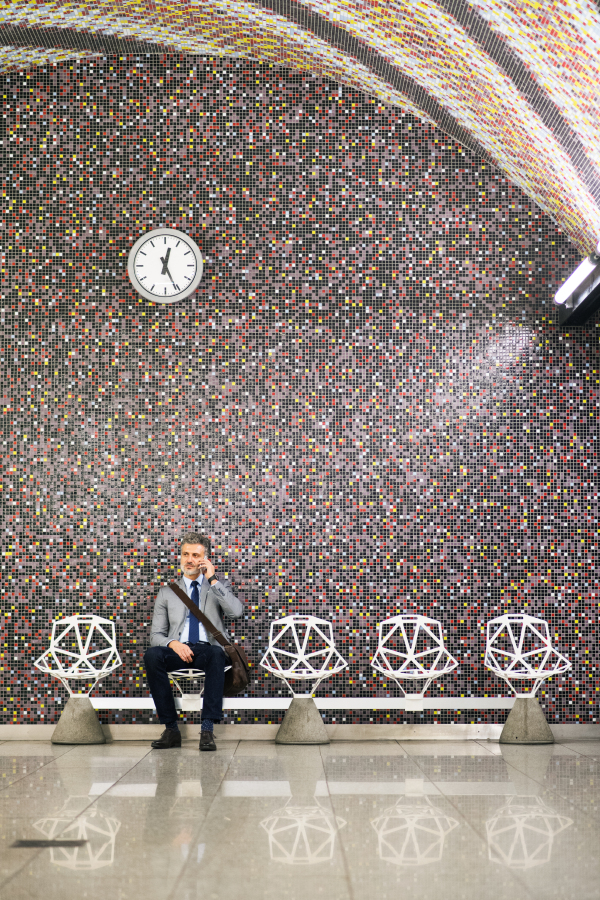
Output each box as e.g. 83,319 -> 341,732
169,668 -> 207,698
34,614 -> 122,697
260,615 -> 348,696
371,614 -> 458,698
168,665 -> 232,699
484,613 -> 571,698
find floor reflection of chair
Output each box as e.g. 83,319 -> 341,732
486,796 -> 573,869
371,795 -> 459,866
260,798 -> 346,865
168,780 -> 205,819
34,801 -> 121,870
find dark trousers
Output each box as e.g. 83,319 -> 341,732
144,642 -> 227,730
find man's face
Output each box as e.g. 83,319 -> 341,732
180,543 -> 207,579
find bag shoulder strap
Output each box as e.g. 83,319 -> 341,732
168,581 -> 231,649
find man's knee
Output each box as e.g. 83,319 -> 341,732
209,644 -> 227,667
144,645 -> 163,670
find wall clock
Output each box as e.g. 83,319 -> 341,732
127,227 -> 204,303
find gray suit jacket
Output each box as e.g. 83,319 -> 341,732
149,575 -> 243,648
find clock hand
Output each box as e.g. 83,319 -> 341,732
159,248 -> 171,275
164,266 -> 174,283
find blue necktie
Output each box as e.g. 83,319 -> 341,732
188,580 -> 200,644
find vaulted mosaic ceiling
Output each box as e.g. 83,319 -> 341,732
1,0 -> 599,254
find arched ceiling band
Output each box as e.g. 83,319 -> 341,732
0,22 -> 170,55
254,0 -> 491,163
434,0 -> 600,206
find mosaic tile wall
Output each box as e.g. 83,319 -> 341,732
1,0 -> 600,253
1,55 -> 598,728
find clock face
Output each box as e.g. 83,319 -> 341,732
127,228 -> 203,303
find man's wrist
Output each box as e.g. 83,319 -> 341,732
208,574 -> 218,585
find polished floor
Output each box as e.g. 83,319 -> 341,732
0,738 -> 599,900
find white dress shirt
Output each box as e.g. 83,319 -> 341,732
179,573 -> 210,643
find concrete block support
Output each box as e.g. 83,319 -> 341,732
499,696 -> 554,744
275,697 -> 330,745
51,696 -> 106,744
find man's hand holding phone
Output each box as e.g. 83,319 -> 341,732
200,557 -> 216,581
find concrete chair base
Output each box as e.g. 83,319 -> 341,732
499,696 -> 554,744
275,697 -> 330,745
51,696 -> 106,744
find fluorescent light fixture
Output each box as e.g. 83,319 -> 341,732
554,255 -> 599,305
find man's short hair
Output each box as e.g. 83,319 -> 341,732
180,532 -> 212,558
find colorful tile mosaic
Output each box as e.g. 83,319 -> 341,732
470,0 -> 600,177
0,0 -> 599,253
297,0 -> 600,250
0,56 -> 598,730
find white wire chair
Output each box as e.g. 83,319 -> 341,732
169,668 -> 207,700
260,615 -> 347,696
371,614 -> 458,698
484,613 -> 571,697
168,665 -> 231,704
34,614 -> 122,696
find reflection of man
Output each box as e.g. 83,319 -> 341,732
144,532 -> 243,751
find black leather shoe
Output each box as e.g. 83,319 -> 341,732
199,731 -> 216,751
151,728 -> 182,749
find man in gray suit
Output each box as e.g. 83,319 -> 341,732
144,532 -> 243,751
